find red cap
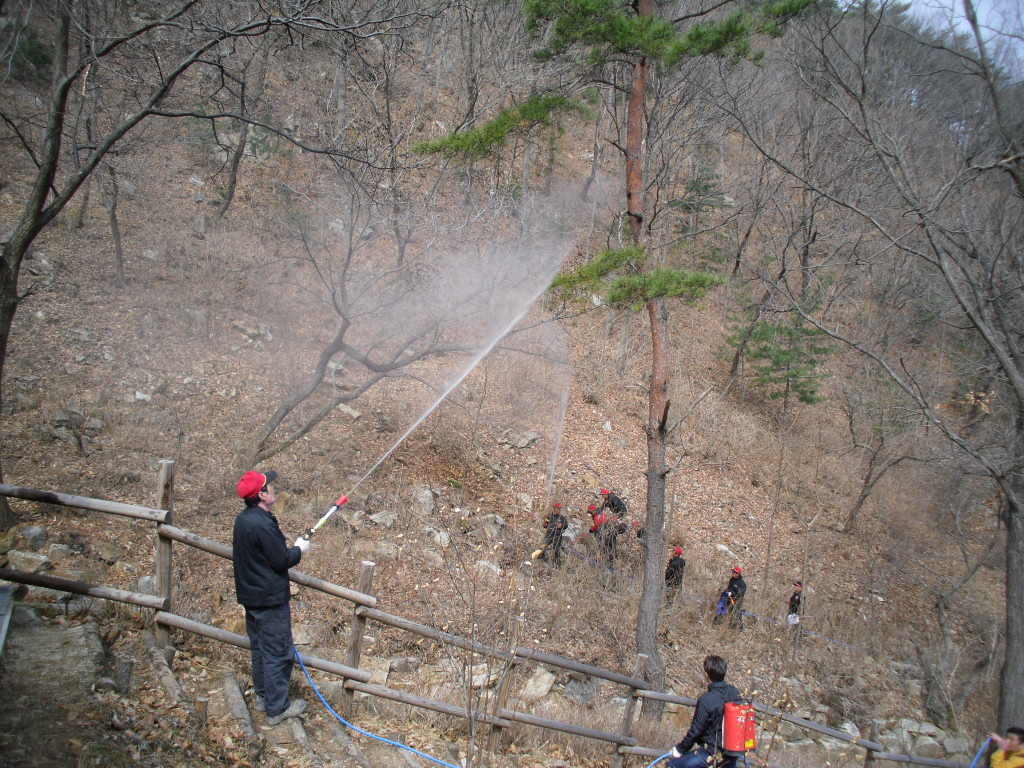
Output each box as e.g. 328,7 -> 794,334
588,504 -> 597,512
600,488 -> 610,495
675,547 -> 683,555
554,503 -> 563,508
733,566 -> 743,575
238,470 -> 276,499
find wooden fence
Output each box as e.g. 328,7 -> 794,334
0,466 -> 973,768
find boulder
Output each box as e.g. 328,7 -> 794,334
837,721 -> 861,740
912,735 -> 943,759
413,487 -> 435,516
561,677 -> 597,703
943,736 -> 971,755
96,542 -> 127,565
472,560 -> 502,584
389,657 -> 422,674
777,738 -> 824,765
292,623 -> 320,645
19,526 -> 47,551
521,668 -> 556,700
7,550 -> 51,573
0,528 -> 18,555
368,509 -> 398,527
467,513 -> 506,542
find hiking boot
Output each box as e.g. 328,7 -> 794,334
266,698 -> 307,725
253,694 -> 266,713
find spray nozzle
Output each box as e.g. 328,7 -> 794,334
335,494 -> 349,507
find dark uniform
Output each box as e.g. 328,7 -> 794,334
788,581 -> 803,626
233,470 -> 305,720
726,569 -> 747,629
665,549 -> 686,600
541,506 -> 568,564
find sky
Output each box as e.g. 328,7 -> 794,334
906,0 -> 1024,73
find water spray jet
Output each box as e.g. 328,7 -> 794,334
299,261 -> 567,541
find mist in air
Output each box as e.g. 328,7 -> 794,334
270,182 -> 597,503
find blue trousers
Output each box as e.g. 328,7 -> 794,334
667,748 -> 737,768
245,603 -> 295,717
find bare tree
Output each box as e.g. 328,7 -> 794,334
720,0 -> 1024,728
0,0 -> 429,528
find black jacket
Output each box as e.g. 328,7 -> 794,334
233,503 -> 302,608
676,680 -> 744,752
665,556 -> 686,587
727,575 -> 747,601
788,590 -> 802,615
602,493 -> 627,517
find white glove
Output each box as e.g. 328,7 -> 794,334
294,537 -> 310,555
670,747 -> 682,759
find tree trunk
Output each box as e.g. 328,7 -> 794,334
622,0 -> 668,714
1000,461 -> 1024,730
639,296 -> 669,717
0,10 -> 72,529
98,165 -> 127,289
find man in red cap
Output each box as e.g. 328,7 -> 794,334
587,503 -> 619,569
232,470 -> 310,725
723,566 -> 747,630
540,502 -> 568,565
665,546 -> 686,602
600,488 -> 627,520
787,581 -> 803,626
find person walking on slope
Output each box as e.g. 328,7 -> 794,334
987,727 -> 1024,768
233,470 -> 310,725
540,502 -> 568,565
665,547 -> 686,601
714,566 -> 746,630
667,654 -> 744,768
787,581 -> 803,626
588,504 -> 617,568
600,488 -> 627,520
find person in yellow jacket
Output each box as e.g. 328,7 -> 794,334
988,727 -> 1024,768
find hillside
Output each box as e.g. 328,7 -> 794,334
0,2 -> 1014,765
0,153 -> 1001,766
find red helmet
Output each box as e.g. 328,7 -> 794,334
733,566 -> 743,575
554,503 -> 562,508
600,488 -> 610,495
675,546 -> 683,555
588,504 -> 597,513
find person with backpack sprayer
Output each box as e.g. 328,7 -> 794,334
667,654 -> 754,767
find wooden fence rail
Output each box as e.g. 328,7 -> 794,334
0,474 -> 974,768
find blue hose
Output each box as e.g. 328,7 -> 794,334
646,753 -> 672,767
295,648 -> 461,768
968,737 -> 991,768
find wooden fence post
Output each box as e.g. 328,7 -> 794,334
486,616 -> 525,756
863,719 -> 881,767
154,459 -> 176,664
611,653 -> 648,768
343,560 -> 376,716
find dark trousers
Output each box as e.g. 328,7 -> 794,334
667,747 -> 737,768
245,602 -> 295,717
